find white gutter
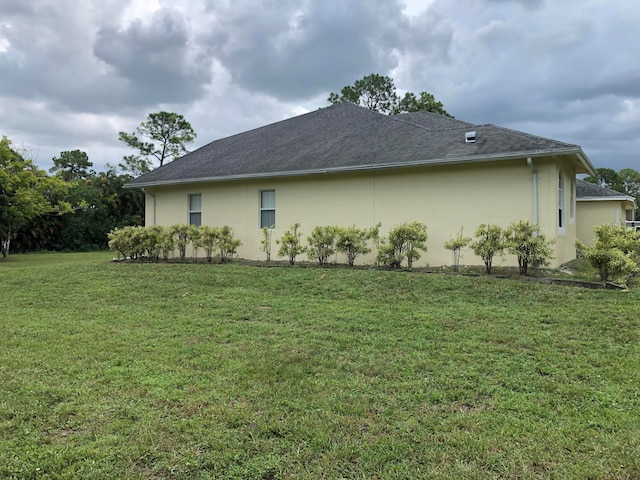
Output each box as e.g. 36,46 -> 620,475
125,147 -> 593,189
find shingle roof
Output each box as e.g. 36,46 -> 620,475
576,179 -> 635,200
127,102 -> 594,187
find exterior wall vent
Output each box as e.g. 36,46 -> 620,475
465,131 -> 477,143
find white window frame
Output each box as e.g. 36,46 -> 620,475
558,170 -> 566,235
188,193 -> 201,227
569,177 -> 575,225
260,190 -> 275,229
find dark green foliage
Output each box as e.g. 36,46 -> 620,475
11,167 -> 143,253
118,111 -> 197,173
328,73 -> 453,117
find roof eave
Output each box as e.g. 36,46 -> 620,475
124,147 -> 589,189
578,196 -> 637,208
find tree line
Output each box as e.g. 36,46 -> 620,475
1,112 -> 196,256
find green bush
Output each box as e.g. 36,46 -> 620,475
108,224 -> 240,263
471,224 -> 505,274
277,223 -> 306,265
307,226 -> 339,266
444,227 -> 471,272
504,220 -> 554,276
336,225 -> 372,266
576,224 -> 640,284
377,222 -> 427,269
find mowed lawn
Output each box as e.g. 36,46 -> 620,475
1,253 -> 639,479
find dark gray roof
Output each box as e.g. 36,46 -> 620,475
127,102 -> 594,187
576,179 -> 634,200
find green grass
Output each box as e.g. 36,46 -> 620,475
1,252 -> 639,479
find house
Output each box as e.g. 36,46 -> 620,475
576,179 -> 637,246
126,102 -> 597,267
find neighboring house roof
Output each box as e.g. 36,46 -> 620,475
127,102 -> 596,188
576,179 -> 637,207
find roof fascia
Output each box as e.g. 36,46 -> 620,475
125,147 -> 589,189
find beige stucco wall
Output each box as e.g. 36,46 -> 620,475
144,156 -> 580,268
576,200 -> 630,247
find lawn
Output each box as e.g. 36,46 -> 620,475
1,252 -> 639,479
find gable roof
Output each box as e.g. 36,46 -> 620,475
576,179 -> 636,207
127,102 -> 596,188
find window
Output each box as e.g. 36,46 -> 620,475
569,177 -> 575,225
260,190 -> 275,228
189,194 -> 201,227
558,170 -> 565,234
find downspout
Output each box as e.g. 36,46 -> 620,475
142,188 -> 157,226
527,157 -> 538,225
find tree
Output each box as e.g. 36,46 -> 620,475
471,224 -> 505,274
118,111 -> 196,174
504,220 -> 554,276
584,167 -> 640,218
584,168 -> 621,189
0,137 -> 72,258
49,150 -> 94,181
328,73 -> 452,117
396,91 -> 450,116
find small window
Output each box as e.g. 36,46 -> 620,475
558,170 -> 565,234
260,190 -> 275,228
189,194 -> 201,227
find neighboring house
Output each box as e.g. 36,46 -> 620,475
126,102 -> 597,267
576,179 -> 637,246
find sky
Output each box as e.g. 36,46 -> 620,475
1,0 -> 639,174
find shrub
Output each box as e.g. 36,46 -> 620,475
277,223 -> 305,265
195,225 -> 220,263
336,225 -> 372,266
471,224 -> 504,274
169,224 -> 193,261
444,227 -> 471,272
307,226 -> 339,266
218,226 -> 241,263
261,227 -> 274,263
377,222 -> 427,269
504,220 -> 555,275
576,224 -> 640,284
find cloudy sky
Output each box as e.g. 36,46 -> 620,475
1,0 -> 639,174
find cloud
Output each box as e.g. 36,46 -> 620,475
93,7 -> 212,106
203,0 -> 453,100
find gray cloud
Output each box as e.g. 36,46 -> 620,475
203,0 -> 453,100
93,7 -> 211,105
1,0 -> 639,173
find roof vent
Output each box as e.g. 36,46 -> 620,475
465,131 -> 477,143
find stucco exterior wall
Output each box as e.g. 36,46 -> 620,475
144,157 -> 580,268
576,200 -> 628,247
